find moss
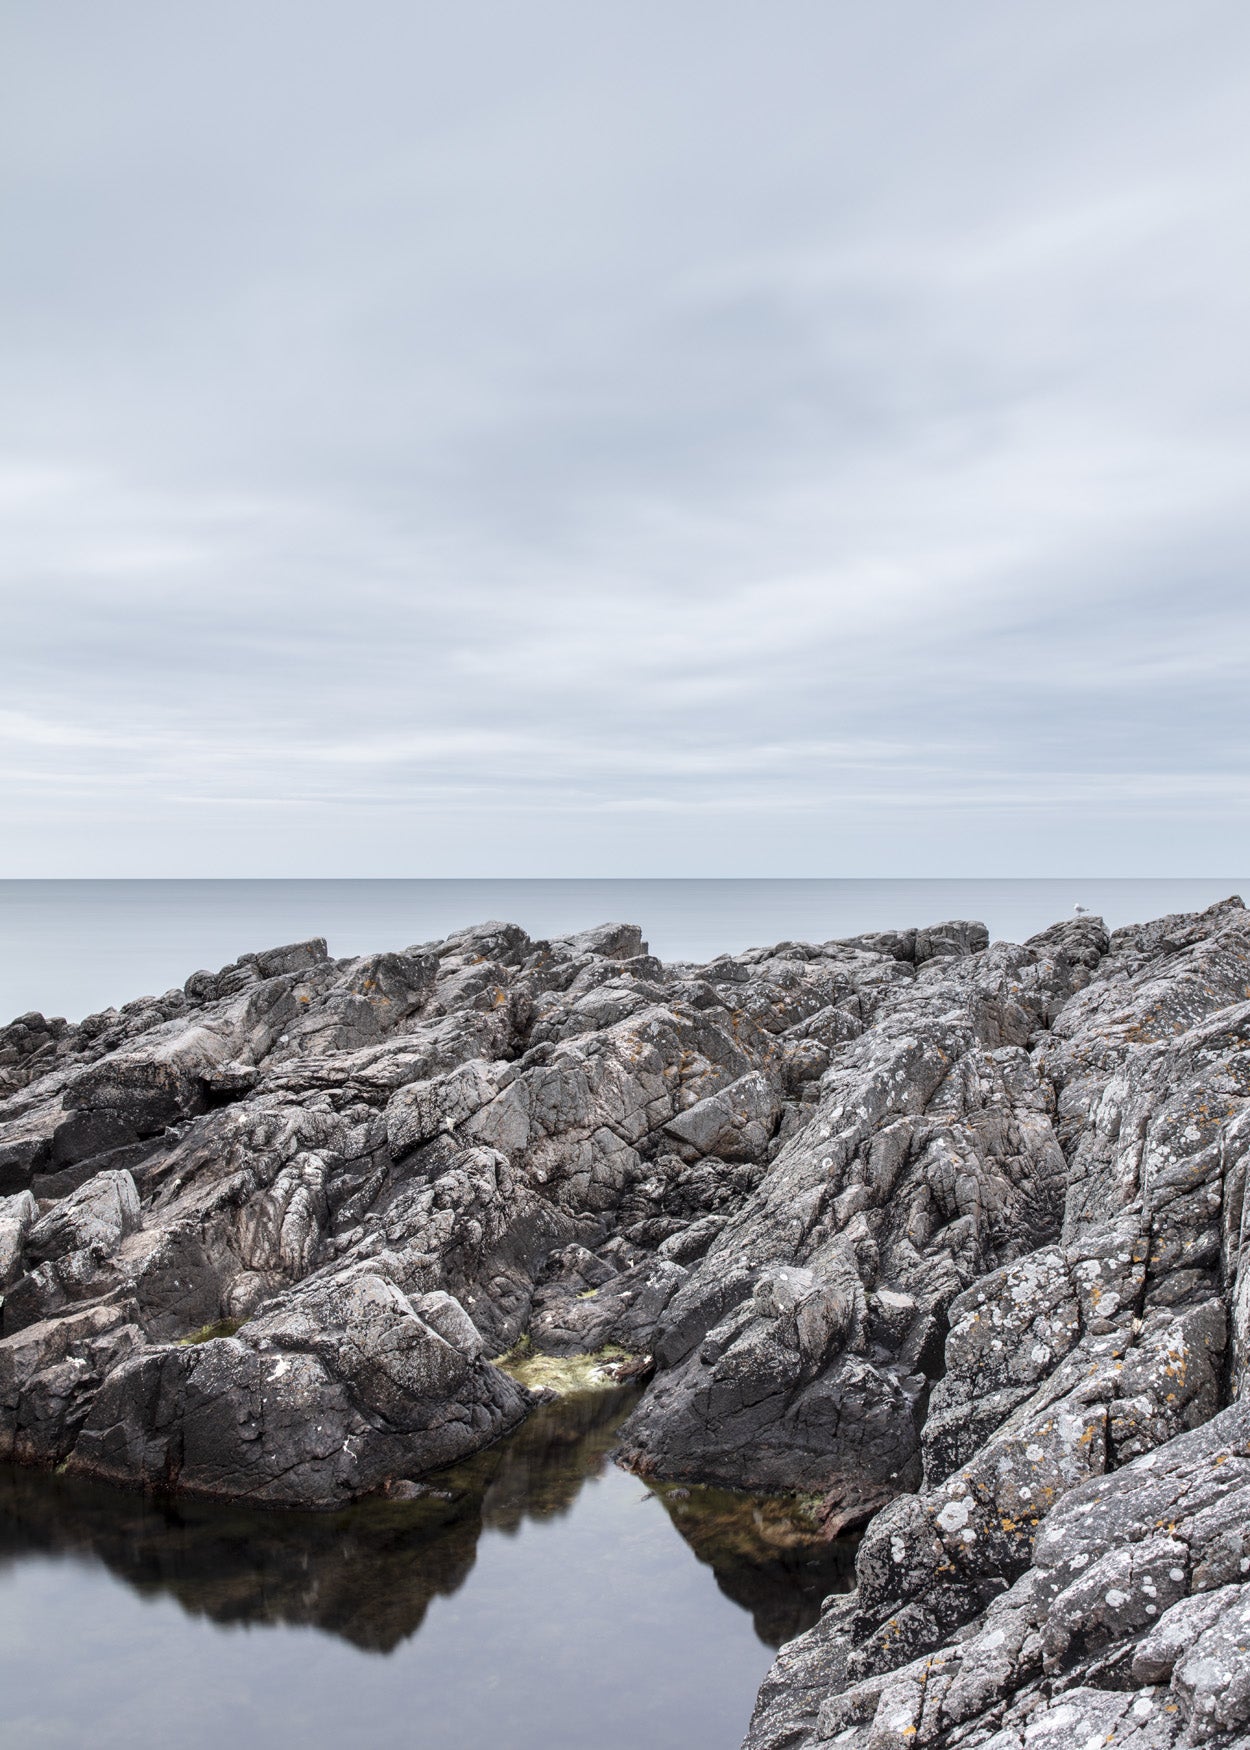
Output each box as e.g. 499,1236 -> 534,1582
179,1318 -> 246,1346
490,1337 -> 634,1395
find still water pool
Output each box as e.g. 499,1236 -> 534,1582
0,1389 -> 856,1750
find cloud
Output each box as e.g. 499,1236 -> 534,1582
2,1 -> 1250,874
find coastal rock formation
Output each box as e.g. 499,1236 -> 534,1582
3,898 -> 1250,1743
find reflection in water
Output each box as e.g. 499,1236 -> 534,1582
648,1482 -> 858,1647
0,1387 -> 856,1658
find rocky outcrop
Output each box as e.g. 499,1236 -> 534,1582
3,898 -> 1250,1742
744,1397 -> 1250,1750
66,1267 -> 530,1508
617,919 -> 1101,1500
740,897 -> 1250,1750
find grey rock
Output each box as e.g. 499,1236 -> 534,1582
66,1266 -> 527,1507
0,873 -> 1246,1750
664,1071 -> 784,1161
0,1189 -> 37,1289
26,1169 -> 140,1265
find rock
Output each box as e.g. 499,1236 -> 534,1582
385,1058 -> 501,1158
528,1255 -> 688,1356
26,1169 -> 141,1264
0,1301 -> 145,1464
742,896 -> 1250,1750
664,1071 -> 784,1161
66,1266 -> 527,1506
0,1189 -> 37,1289
0,877 -> 1246,1750
617,936 -> 1094,1491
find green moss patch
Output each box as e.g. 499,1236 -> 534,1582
491,1337 -> 636,1395
179,1318 -> 246,1346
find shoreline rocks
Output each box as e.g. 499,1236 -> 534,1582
3,899 -> 1250,1744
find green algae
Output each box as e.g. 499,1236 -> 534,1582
490,1336 -> 635,1394
179,1318 -> 246,1346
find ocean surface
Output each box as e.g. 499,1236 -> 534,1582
2,877 -> 1245,1023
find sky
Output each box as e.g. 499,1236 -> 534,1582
3,1 -> 1250,877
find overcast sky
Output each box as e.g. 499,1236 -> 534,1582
3,2 -> 1249,876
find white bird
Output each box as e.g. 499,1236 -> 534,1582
1073,903 -> 1090,915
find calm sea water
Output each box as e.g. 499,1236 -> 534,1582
0,1391 -> 856,1750
2,877 -> 1245,1023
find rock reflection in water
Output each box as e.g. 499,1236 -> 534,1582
648,1482 -> 858,1647
0,1386 -> 856,1658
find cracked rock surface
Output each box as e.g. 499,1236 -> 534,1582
4,900 -> 1250,1745
740,896 -> 1250,1750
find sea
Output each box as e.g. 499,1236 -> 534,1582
2,877 -> 1245,1024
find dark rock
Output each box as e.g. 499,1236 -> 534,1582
67,1267 -> 528,1506
0,1131 -> 52,1194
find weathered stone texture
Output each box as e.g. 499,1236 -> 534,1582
4,900 -> 1250,1743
